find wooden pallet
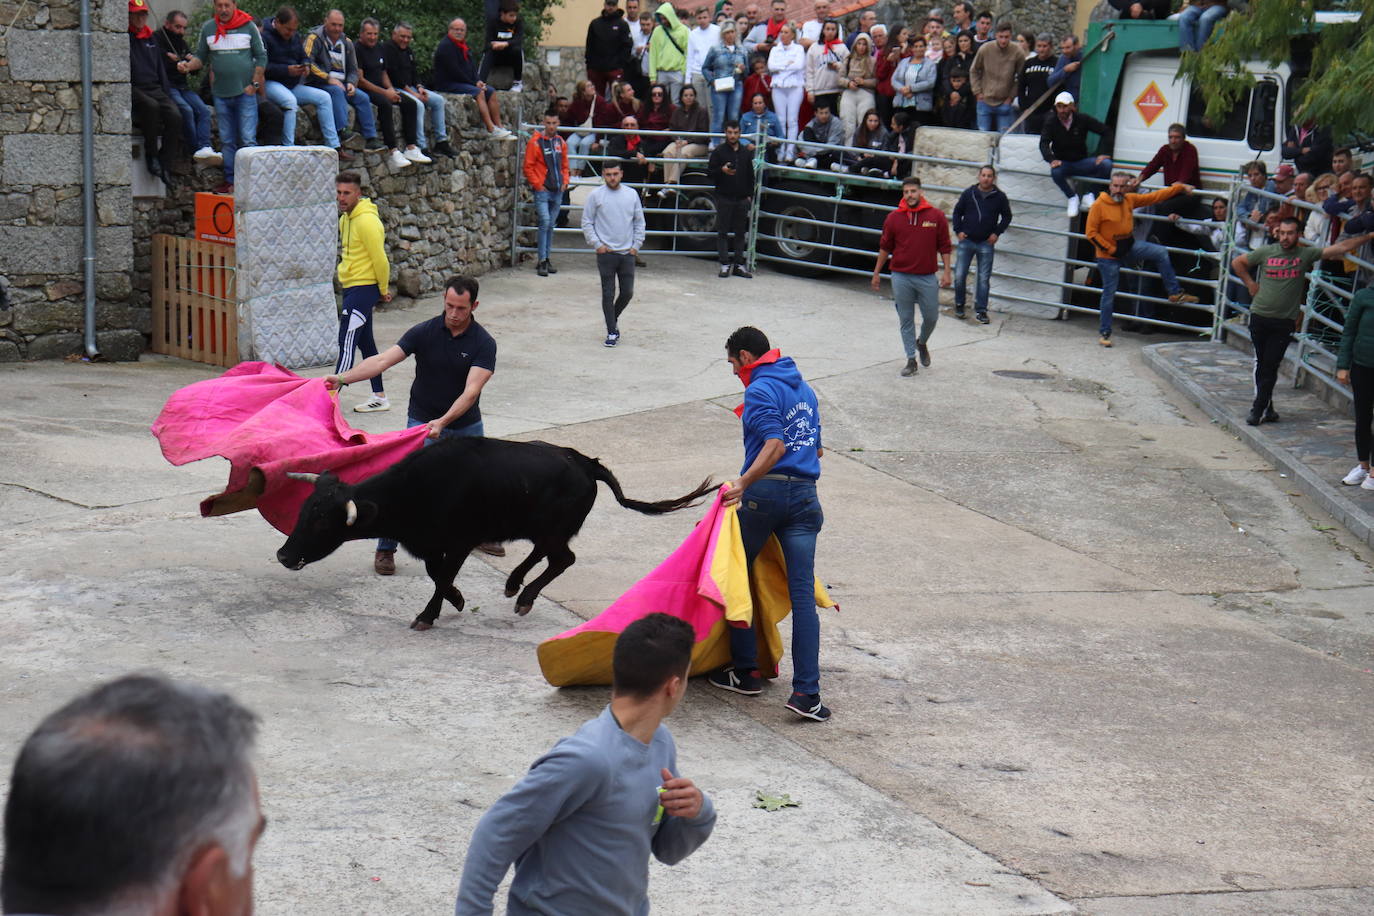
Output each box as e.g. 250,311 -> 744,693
149,234 -> 239,367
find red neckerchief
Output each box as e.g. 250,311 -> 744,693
766,17 -> 784,39
626,134 -> 641,151
449,34 -> 470,59
130,24 -> 153,39
823,38 -> 843,55
214,8 -> 254,41
731,349 -> 782,417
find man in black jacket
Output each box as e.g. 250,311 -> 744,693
709,121 -> 755,278
433,17 -> 514,139
1282,120 -> 1333,176
129,0 -> 182,183
586,0 -> 633,97
155,9 -> 219,163
1040,91 -> 1112,218
480,0 -> 525,89
1017,33 -> 1056,135
951,165 -> 1012,322
384,22 -> 455,157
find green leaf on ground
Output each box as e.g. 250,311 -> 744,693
753,790 -> 800,811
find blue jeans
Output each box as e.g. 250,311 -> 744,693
377,417 -> 485,552
1051,155 -> 1112,199
954,238 -> 995,313
321,82 -> 379,139
1096,239 -> 1179,335
212,92 -> 258,183
532,189 -> 560,261
710,86 -> 744,141
727,476 -> 824,696
171,86 -> 212,151
1179,4 -> 1227,51
891,271 -> 940,358
976,100 -> 1015,132
567,132 -> 597,174
264,81 -> 341,147
401,89 -> 446,150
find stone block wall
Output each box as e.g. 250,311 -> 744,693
539,45 -> 587,99
896,0 -> 1075,41
0,0 -> 141,361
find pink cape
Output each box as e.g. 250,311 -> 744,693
150,362 -> 428,534
537,489 -> 836,687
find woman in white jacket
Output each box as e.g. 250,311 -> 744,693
804,20 -> 847,117
768,24 -> 806,161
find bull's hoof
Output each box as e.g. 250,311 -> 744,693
514,603 -> 532,617
504,584 -> 520,598
446,586 -> 465,612
410,619 -> 434,631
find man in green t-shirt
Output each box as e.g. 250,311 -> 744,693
1230,217 -> 1374,426
184,0 -> 267,193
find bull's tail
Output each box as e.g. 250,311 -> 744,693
584,455 -> 716,515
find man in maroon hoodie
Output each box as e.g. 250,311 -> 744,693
872,177 -> 953,376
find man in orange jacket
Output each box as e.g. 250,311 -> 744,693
1085,171 -> 1198,347
524,109 -> 571,276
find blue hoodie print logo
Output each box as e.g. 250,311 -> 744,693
784,401 -> 817,452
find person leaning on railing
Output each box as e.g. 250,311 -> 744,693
660,83 -> 710,192
1336,286 -> 1374,490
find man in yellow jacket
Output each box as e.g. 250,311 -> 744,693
336,171 -> 393,411
1085,171 -> 1198,347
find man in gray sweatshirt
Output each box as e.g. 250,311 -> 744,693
581,160 -> 648,347
456,613 -> 715,915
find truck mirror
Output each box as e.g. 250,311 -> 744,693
1246,78 -> 1278,152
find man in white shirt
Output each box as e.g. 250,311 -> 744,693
800,0 -> 841,49
687,5 -> 720,120
630,6 -> 654,96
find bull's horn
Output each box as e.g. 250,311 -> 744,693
286,472 -> 321,483
344,499 -> 358,527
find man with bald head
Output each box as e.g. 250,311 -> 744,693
304,8 -> 385,149
433,16 -> 513,138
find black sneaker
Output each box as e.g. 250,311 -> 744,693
954,304 -> 966,319
917,342 -> 931,367
707,667 -> 763,696
1263,406 -> 1280,423
719,264 -> 731,278
899,357 -> 918,377
785,692 -> 831,721
604,332 -> 619,348
433,141 -> 457,158
364,137 -> 386,151
537,259 -> 549,277
732,265 -> 753,279
546,260 -> 558,274
1245,408 -> 1263,426
976,311 -> 990,325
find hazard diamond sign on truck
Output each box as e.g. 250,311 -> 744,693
1134,81 -> 1168,128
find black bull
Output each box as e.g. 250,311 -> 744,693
276,437 -> 716,629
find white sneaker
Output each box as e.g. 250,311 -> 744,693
1364,475 -> 1374,491
193,146 -> 221,162
1066,195 -> 1080,218
388,149 -> 413,170
1342,465 -> 1369,486
1081,191 -> 1097,209
403,146 -> 432,164
830,162 -> 845,172
353,395 -> 390,413
805,157 -> 818,169
490,127 -> 514,140
510,80 -> 524,92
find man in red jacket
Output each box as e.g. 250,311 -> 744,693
523,109 -> 571,277
872,177 -> 953,376
1136,122 -> 1201,218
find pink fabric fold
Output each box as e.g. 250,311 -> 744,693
150,362 -> 428,534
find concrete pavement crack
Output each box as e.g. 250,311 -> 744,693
0,481 -> 214,511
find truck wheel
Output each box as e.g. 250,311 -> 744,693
760,181 -> 836,275
674,169 -> 718,252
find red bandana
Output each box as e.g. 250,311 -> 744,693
130,24 -> 153,38
626,134 -> 641,151
449,34 -> 470,59
732,349 -> 782,416
766,18 -> 784,39
214,8 -> 254,41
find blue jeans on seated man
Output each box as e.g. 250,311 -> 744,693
976,99 -> 1015,132
212,93 -> 258,183
1096,239 -> 1180,336
264,80 -> 341,147
532,190 -> 561,261
726,476 -> 824,696
318,82 -> 379,139
171,86 -> 212,151
377,417 -> 484,553
1178,3 -> 1228,52
1051,155 -> 1112,199
954,238 -> 995,314
401,89 -> 447,150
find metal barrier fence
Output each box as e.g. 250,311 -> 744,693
511,122 -> 1370,403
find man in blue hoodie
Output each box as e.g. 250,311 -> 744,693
951,164 -> 1012,322
709,326 -> 830,722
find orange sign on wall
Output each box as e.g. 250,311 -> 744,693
1134,81 -> 1169,128
195,192 -> 236,245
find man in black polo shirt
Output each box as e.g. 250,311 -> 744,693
325,275 -> 501,573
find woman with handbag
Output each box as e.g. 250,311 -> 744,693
562,78 -> 620,178
768,24 -> 805,162
703,21 -> 749,148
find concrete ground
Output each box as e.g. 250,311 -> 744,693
2,256 -> 1373,915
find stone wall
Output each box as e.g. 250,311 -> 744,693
538,45 -> 587,100
896,0 -> 1076,41
0,0 -> 141,361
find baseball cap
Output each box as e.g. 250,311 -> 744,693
1275,163 -> 1296,178
128,0 -> 148,10
1054,91 -> 1075,106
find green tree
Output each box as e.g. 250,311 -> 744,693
1179,0 -> 1374,142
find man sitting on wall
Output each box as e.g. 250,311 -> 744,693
432,17 -> 515,140
304,9 -> 386,151
129,0 -> 184,185
384,21 -> 456,158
